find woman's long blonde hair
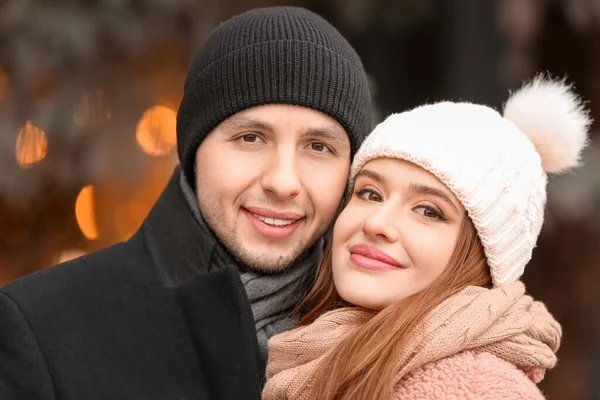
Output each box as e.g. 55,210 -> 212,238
296,206 -> 492,399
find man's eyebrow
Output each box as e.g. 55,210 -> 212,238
353,169 -> 385,184
219,115 -> 276,133
302,126 -> 350,148
409,182 -> 460,213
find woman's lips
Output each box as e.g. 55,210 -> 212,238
349,244 -> 405,271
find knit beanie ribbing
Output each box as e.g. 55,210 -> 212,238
350,76 -> 590,287
176,7 -> 373,186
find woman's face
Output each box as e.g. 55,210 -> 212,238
332,158 -> 466,310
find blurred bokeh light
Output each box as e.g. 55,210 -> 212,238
75,185 -> 98,240
15,121 -> 47,168
136,105 -> 177,156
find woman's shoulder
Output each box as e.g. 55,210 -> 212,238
393,351 -> 546,400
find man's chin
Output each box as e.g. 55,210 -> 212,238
240,254 -> 296,274
233,245 -> 300,274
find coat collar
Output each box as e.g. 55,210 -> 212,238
139,165 -> 227,287
134,166 -> 265,394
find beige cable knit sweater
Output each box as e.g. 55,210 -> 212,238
263,281 -> 561,399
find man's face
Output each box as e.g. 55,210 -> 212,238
195,104 -> 351,273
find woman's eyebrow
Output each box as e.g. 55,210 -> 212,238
409,182 -> 459,213
354,169 -> 385,184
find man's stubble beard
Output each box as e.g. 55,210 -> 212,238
196,187 -> 334,274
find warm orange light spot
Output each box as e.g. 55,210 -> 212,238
16,121 -> 48,168
135,105 -> 177,156
75,185 -> 99,240
73,90 -> 111,128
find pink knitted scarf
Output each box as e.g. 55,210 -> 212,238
263,281 -> 561,400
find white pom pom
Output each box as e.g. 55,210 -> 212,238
503,74 -> 592,174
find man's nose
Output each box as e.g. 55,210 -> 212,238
260,150 -> 302,201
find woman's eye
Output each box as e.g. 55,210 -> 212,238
414,205 -> 446,221
356,188 -> 382,202
308,142 -> 330,152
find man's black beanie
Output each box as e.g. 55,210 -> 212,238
176,6 -> 373,187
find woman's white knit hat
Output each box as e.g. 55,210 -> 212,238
350,76 -> 591,287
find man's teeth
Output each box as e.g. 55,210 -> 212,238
253,214 -> 296,227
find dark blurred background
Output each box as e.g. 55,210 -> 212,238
1,0 -> 598,398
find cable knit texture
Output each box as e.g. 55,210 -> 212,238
262,281 -> 561,399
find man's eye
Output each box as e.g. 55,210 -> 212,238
240,134 -> 261,143
308,142 -> 330,152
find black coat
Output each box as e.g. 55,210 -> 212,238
0,168 -> 264,400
